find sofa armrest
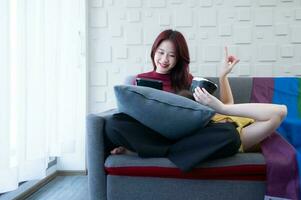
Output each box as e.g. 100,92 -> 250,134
86,109 -> 118,200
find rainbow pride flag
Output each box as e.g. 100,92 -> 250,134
251,77 -> 300,200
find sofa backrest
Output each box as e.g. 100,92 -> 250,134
208,77 -> 253,104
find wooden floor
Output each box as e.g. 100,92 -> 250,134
25,176 -> 88,200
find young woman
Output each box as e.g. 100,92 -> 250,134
105,30 -> 241,172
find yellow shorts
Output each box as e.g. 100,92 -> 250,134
212,114 -> 255,152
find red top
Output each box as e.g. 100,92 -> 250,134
136,71 -> 174,93
134,71 -> 193,93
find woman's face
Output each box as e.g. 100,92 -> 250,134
154,40 -> 177,74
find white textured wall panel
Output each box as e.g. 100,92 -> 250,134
159,13 -> 170,26
90,68 -> 107,86
90,87 -> 107,103
281,45 -> 294,58
125,26 -> 142,44
291,26 -> 301,43
219,25 -> 232,36
148,0 -> 166,8
200,0 -> 213,7
292,65 -> 301,75
110,26 -> 122,37
257,44 -> 277,61
295,9 -> 301,19
237,46 -> 252,61
219,10 -> 235,24
91,0 -> 103,7
273,65 -> 290,76
275,23 -> 288,35
200,64 -> 217,77
234,26 -> 252,44
170,0 -> 182,4
93,42 -> 111,63
255,64 -> 273,76
203,45 -> 221,62
238,9 -> 251,21
199,9 -> 216,27
88,0 -> 301,112
189,45 -> 197,62
175,9 -> 193,27
234,0 -> 251,7
127,11 -> 141,22
114,46 -> 128,59
189,63 -> 198,73
90,9 -> 107,27
238,64 -> 251,76
126,0 -> 142,8
259,0 -> 277,7
254,9 -> 273,26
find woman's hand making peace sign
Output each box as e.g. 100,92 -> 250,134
219,46 -> 240,77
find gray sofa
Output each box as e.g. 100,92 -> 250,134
87,77 -> 266,200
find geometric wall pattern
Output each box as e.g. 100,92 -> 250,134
88,0 -> 301,112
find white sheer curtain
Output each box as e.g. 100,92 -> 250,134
0,0 -> 86,193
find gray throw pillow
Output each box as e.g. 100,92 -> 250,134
114,85 -> 215,140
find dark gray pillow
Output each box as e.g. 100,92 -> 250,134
114,85 -> 215,140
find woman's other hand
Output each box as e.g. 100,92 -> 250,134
193,87 -> 224,112
219,46 -> 240,77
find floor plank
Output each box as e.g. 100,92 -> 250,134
25,176 -> 88,200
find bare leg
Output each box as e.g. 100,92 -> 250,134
193,87 -> 287,150
240,115 -> 283,150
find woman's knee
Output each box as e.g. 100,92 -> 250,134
276,104 -> 287,122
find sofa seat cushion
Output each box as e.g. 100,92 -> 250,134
105,153 -> 266,181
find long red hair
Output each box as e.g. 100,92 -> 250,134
151,29 -> 192,92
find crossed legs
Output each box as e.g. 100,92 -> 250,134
194,87 -> 287,151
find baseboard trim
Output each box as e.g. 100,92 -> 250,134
13,170 -> 86,200
57,170 -> 87,176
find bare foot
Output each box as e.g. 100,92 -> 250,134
110,146 -> 137,155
